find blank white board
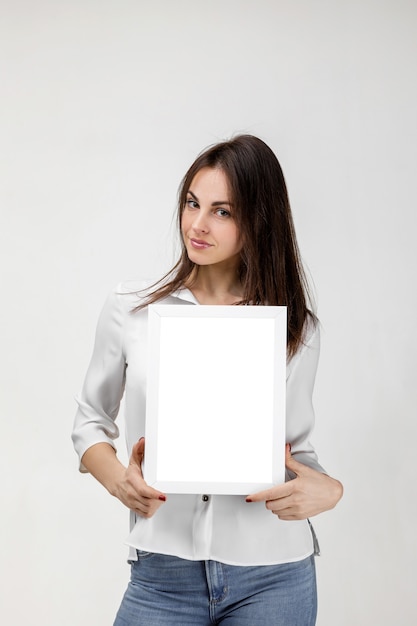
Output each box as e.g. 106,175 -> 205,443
144,304 -> 287,494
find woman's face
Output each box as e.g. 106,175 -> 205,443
181,167 -> 242,270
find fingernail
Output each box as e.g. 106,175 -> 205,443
159,495 -> 166,502
245,498 -> 252,502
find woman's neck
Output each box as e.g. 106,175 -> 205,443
185,266 -> 243,305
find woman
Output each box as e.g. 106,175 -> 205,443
72,135 -> 343,625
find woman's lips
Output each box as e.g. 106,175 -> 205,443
190,238 -> 213,249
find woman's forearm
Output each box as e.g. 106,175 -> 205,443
81,442 -> 127,497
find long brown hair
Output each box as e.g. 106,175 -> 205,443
134,135 -> 316,358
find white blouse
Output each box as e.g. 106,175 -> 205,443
72,282 -> 325,566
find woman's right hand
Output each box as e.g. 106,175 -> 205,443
114,438 -> 167,519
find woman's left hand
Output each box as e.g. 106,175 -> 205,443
246,444 -> 343,520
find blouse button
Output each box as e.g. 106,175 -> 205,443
202,495 -> 209,502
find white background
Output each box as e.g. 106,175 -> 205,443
152,314 -> 281,489
1,1 -> 416,624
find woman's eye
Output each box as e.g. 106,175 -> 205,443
186,199 -> 199,209
215,208 -> 231,218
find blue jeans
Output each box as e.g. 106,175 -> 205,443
113,551 -> 317,625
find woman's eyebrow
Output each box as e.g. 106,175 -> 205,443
187,189 -> 232,206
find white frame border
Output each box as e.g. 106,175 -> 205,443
144,304 -> 287,494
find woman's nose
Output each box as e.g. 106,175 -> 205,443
191,212 -> 209,233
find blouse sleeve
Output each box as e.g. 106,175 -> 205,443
71,286 -> 127,472
285,321 -> 326,475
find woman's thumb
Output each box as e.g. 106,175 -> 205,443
130,437 -> 145,467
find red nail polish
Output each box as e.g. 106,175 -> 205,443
159,495 -> 166,501
246,498 -> 252,502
